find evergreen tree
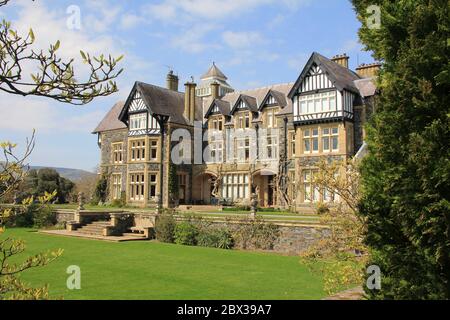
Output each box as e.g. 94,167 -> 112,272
351,0 -> 450,299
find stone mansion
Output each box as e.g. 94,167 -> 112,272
93,52 -> 379,211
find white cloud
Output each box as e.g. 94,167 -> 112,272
0,96 -> 105,134
119,13 -> 146,30
171,24 -> 221,53
222,31 -> 265,49
84,1 -> 122,33
141,0 -> 311,53
146,0 -> 310,22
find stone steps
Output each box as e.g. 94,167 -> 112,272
122,232 -> 148,239
75,220 -> 111,235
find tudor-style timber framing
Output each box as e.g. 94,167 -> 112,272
93,54 -> 379,211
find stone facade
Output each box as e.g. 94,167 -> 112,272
94,55 -> 378,211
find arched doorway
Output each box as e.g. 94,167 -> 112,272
192,172 -> 218,205
252,170 -> 277,207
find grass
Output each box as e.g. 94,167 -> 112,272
2,228 -> 327,300
50,204 -> 142,211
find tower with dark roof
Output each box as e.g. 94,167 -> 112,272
196,62 -> 234,99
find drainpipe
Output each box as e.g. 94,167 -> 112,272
160,123 -> 165,210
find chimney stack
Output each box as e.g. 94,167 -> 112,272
184,79 -> 197,123
211,81 -> 220,100
331,54 -> 349,68
166,70 -> 179,91
356,62 -> 382,78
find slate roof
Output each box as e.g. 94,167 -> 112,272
119,81 -> 203,126
92,101 -> 127,133
201,62 -> 228,80
204,99 -> 232,118
203,82 -> 294,119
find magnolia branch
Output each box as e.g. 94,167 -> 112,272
0,14 -> 124,104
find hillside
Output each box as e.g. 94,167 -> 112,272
29,166 -> 97,182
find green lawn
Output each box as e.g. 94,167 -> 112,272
2,228 -> 326,300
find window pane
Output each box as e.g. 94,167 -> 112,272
323,137 -> 330,151
313,138 -> 319,151
332,137 -> 339,150
304,140 -> 310,152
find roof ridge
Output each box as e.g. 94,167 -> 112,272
231,82 -> 295,95
136,81 -> 184,95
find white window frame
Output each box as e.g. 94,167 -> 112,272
129,113 -> 147,130
129,173 -> 145,201
112,143 -> 123,164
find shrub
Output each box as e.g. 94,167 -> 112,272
316,203 -> 330,215
91,174 -> 108,205
174,221 -> 198,246
197,227 -> 234,249
110,191 -> 127,208
33,206 -> 57,228
155,214 -> 176,243
232,217 -> 280,250
10,205 -> 34,227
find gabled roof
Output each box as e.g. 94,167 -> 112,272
204,99 -> 231,119
204,83 -> 293,120
92,101 -> 127,133
119,81 -> 202,126
201,62 -> 228,80
230,94 -> 258,115
288,52 -> 361,98
259,89 -> 288,111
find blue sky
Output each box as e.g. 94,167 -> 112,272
0,0 -> 374,172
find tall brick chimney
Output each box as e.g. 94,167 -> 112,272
331,53 -> 349,68
166,70 -> 179,91
184,79 -> 197,123
356,62 -> 382,78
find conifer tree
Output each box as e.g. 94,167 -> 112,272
351,0 -> 450,299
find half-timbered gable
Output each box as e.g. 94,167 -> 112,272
125,90 -> 161,136
288,52 -> 361,125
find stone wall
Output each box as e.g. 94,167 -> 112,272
175,217 -> 329,256
273,224 -> 329,255
54,209 -> 328,256
54,210 -> 75,223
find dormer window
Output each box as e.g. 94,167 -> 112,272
267,95 -> 276,105
130,113 -> 147,130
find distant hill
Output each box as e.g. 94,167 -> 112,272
29,166 -> 97,182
